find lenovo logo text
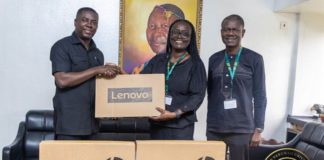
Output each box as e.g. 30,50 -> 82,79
108,88 -> 152,103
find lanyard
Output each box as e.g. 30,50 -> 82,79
225,47 -> 242,82
225,47 -> 242,98
165,53 -> 188,94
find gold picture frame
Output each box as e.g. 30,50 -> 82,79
119,0 -> 203,73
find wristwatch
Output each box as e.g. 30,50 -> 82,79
175,109 -> 183,119
255,128 -> 263,133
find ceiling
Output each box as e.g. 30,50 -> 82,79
275,0 -> 324,14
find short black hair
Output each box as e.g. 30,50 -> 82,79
76,7 -> 98,19
221,14 -> 244,28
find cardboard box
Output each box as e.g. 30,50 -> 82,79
96,74 -> 165,117
39,140 -> 135,160
136,140 -> 226,160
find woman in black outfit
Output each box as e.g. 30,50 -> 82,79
141,19 -> 207,140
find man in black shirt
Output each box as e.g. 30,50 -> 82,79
50,7 -> 119,140
207,14 -> 267,160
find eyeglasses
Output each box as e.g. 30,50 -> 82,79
170,30 -> 191,38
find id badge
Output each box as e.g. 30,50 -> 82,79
224,99 -> 237,109
165,95 -> 172,106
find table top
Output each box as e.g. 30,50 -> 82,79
287,115 -> 322,127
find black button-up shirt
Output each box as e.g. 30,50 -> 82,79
50,32 -> 104,135
141,53 -> 207,128
207,47 -> 267,133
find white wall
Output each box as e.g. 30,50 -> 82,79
292,12 -> 324,115
0,0 -> 120,149
1,0 -> 312,150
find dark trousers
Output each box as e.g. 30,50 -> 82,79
150,124 -> 194,140
207,131 -> 252,160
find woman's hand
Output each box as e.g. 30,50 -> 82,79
150,107 -> 177,121
118,66 -> 128,74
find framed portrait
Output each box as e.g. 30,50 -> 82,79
119,0 -> 203,73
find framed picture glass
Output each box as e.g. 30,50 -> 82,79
119,0 -> 203,73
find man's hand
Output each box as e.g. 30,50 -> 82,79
250,130 -> 262,148
96,63 -> 119,78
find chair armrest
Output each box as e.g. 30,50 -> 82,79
2,122 -> 26,160
249,134 -> 301,160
